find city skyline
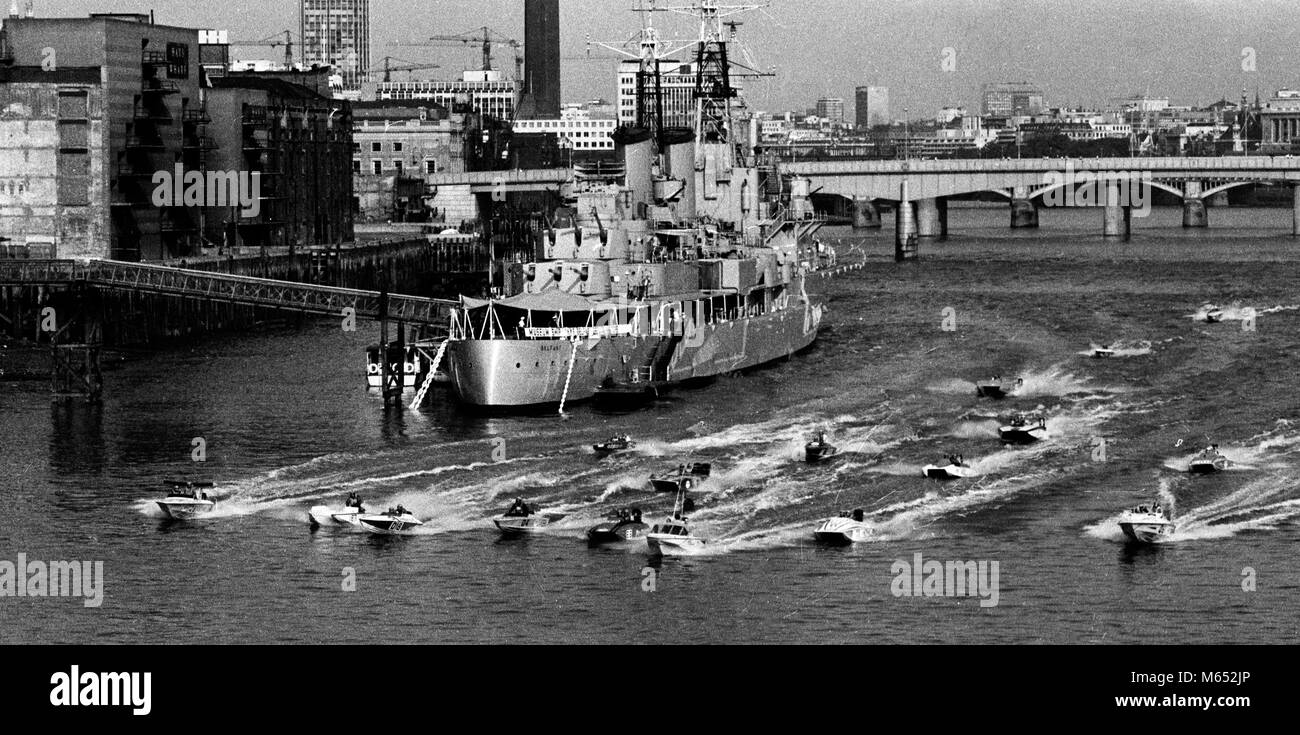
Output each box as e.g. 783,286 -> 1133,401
41,0 -> 1300,117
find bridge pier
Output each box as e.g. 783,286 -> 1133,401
1293,185 -> 1300,236
895,184 -> 918,261
1102,204 -> 1131,238
916,197 -> 947,239
1181,181 -> 1207,228
851,197 -> 881,229
1008,195 -> 1040,226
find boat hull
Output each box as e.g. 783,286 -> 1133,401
157,499 -> 215,519
309,505 -> 361,528
357,515 -> 423,534
805,445 -> 839,463
448,299 -> 821,407
922,464 -> 973,479
646,534 -> 706,555
813,517 -> 872,544
999,427 -> 1046,444
1189,458 -> 1229,474
586,522 -> 649,544
1119,522 -> 1175,544
494,513 -> 566,535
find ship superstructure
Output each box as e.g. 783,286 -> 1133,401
445,1 -> 834,408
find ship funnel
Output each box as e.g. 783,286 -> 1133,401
662,126 -> 697,222
615,126 -> 654,219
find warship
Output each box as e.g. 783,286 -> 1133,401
445,1 -> 836,408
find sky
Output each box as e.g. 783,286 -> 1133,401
34,0 -> 1300,118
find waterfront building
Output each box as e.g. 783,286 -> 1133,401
816,97 -> 845,126
981,82 -> 1044,117
207,74 -> 354,249
2,14 -> 205,260
520,0 -> 560,119
512,106 -> 616,152
1260,89 -> 1300,152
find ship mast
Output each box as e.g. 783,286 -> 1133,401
591,6 -> 693,149
635,1 -> 769,146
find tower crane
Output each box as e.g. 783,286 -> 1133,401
393,26 -> 522,79
365,57 -> 441,82
231,30 -> 296,69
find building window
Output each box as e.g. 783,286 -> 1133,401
371,142 -> 382,152
426,160 -> 437,174
372,160 -> 382,174
353,160 -> 361,173
393,160 -> 404,174
393,141 -> 404,152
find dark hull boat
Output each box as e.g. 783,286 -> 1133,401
649,462 -> 711,493
805,440 -> 839,463
586,514 -> 650,545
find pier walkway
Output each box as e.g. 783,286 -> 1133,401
0,259 -> 457,327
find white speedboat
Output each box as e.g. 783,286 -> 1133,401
156,481 -> 216,519
921,456 -> 975,479
1117,503 -> 1175,544
646,490 -> 705,555
1091,345 -> 1115,358
1201,304 -> 1224,323
999,414 -> 1047,444
492,498 -> 566,536
309,505 -> 361,527
1189,446 -> 1231,474
357,506 -> 424,534
975,376 -> 1023,399
805,432 -> 839,463
813,509 -> 872,544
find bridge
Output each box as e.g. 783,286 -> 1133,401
424,168 -> 571,194
781,156 -> 1300,258
0,259 -> 458,401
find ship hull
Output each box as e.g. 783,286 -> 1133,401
447,302 -> 822,407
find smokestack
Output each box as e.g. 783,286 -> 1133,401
8,1 -> 18,18
523,0 -> 560,119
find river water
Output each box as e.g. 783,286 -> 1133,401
3,204 -> 1298,644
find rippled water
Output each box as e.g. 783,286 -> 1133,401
3,205 -> 1299,644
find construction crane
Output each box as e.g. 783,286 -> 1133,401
393,26 -> 522,79
231,30 -> 296,69
365,57 -> 441,82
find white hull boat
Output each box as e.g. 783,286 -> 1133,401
157,496 -> 216,520
921,462 -> 975,479
1118,508 -> 1175,544
357,511 -> 424,534
493,512 -> 567,536
646,533 -> 706,555
1189,454 -> 1231,474
813,514 -> 872,544
309,505 -> 362,528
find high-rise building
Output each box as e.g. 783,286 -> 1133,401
816,97 -> 845,125
522,0 -> 560,119
981,82 -> 1044,117
855,86 -> 888,129
301,0 -> 370,91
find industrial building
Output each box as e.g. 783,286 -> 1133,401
520,0 -> 560,119
981,81 -> 1045,117
363,71 -> 519,120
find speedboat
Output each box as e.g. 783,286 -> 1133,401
308,497 -> 366,528
1117,503 -> 1175,544
1189,446 -> 1231,474
493,499 -> 566,536
1091,344 -> 1115,358
805,433 -> 839,463
357,507 -> 424,534
999,414 -> 1047,444
813,509 -> 872,544
975,376 -> 1023,399
364,344 -> 419,389
1201,304 -> 1224,323
921,456 -> 975,479
586,507 -> 649,545
646,491 -> 705,555
156,481 -> 217,520
649,462 -> 711,493
593,435 -> 635,455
